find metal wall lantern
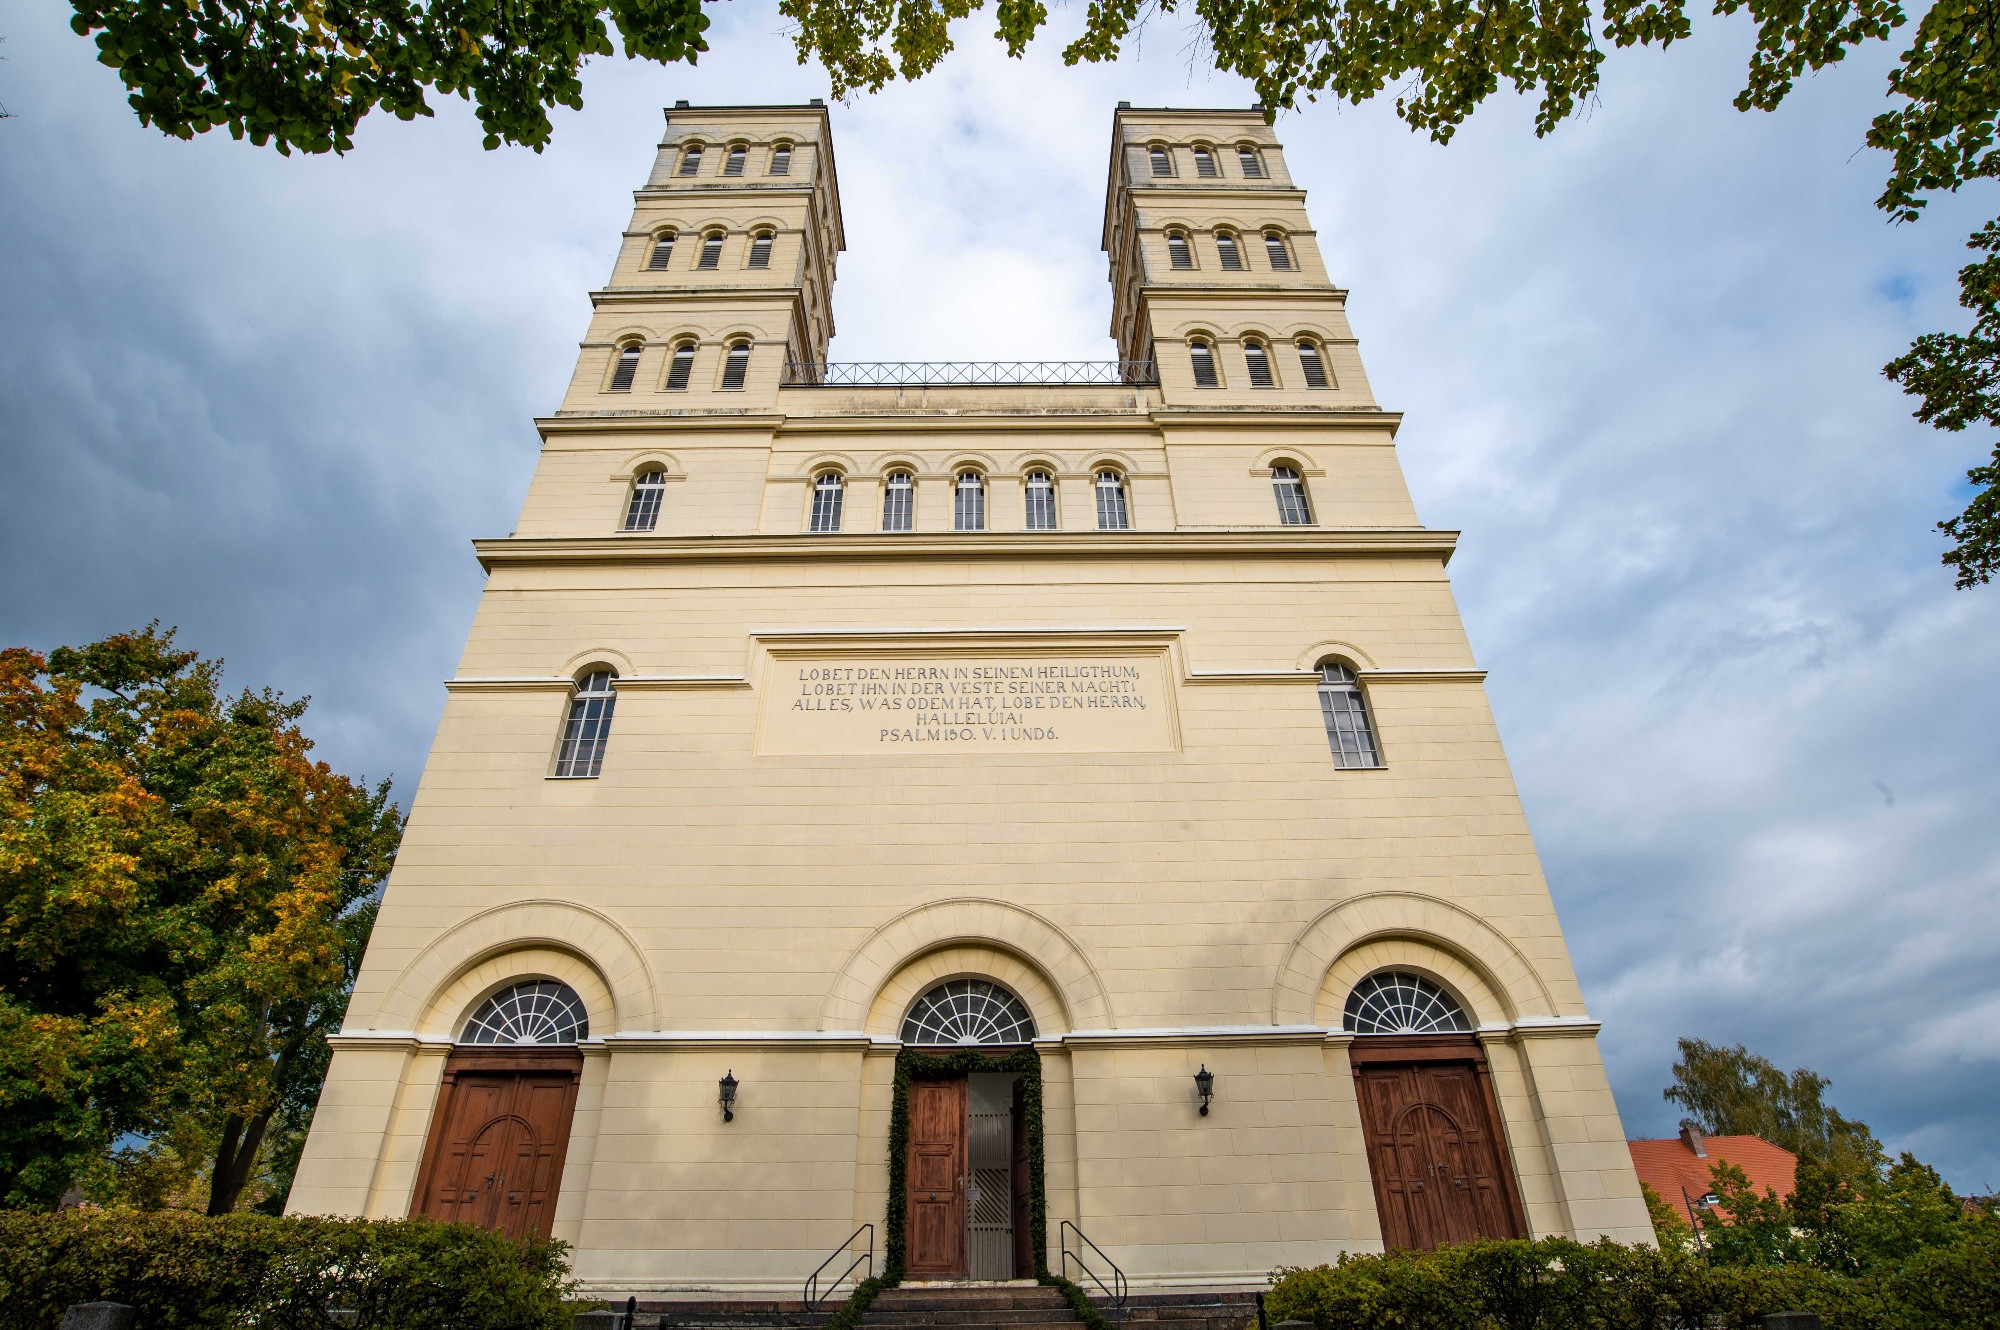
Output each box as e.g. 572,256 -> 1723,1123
1194,1064 -> 1214,1116
719,1070 -> 739,1122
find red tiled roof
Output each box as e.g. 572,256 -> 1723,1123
1628,1134 -> 1798,1224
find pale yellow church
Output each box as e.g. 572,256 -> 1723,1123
288,101 -> 1653,1295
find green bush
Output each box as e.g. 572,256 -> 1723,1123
1265,1233 -> 2000,1330
0,1210 -> 575,1330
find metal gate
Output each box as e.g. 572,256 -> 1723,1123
967,1075 -> 1016,1279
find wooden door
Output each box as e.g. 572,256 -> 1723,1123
412,1048 -> 582,1241
1353,1040 -> 1525,1251
1010,1079 -> 1033,1278
906,1076 -> 968,1276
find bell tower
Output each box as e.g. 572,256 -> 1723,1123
1103,105 -> 1376,407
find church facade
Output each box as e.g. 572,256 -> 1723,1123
287,102 -> 1654,1294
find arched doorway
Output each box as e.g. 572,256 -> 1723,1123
1344,971 -> 1527,1249
898,979 -> 1040,1280
409,980 -> 588,1240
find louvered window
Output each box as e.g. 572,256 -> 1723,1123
666,342 -> 696,390
1237,145 -> 1264,177
723,146 -> 747,176
1166,231 -> 1193,269
1189,340 -> 1219,388
882,471 -> 914,531
1216,231 -> 1244,271
553,670 -> 617,778
1318,662 -> 1383,768
1193,146 -> 1218,177
1272,465 -> 1313,525
677,145 -> 703,176
624,468 -> 667,530
647,231 -> 676,269
720,340 -> 750,389
1244,339 -> 1276,387
1264,231 -> 1292,270
954,471 -> 986,531
747,231 -> 773,268
1094,470 -> 1130,530
608,344 -> 641,392
697,232 -> 724,269
1297,339 -> 1331,389
769,144 -> 792,175
1148,146 -> 1172,177
809,472 -> 844,532
1024,470 -> 1057,530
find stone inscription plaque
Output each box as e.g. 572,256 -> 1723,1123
758,653 -> 1176,755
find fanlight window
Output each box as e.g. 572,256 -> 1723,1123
666,341 -> 696,390
1149,145 -> 1173,177
625,468 -> 667,531
697,232 -> 725,270
1166,231 -> 1193,270
723,145 -> 748,176
1216,231 -> 1245,271
883,470 -> 915,531
554,669 -> 617,778
769,144 -> 793,175
1095,469 -> 1130,530
1189,339 -> 1220,388
810,471 -> 845,532
954,470 -> 986,531
1272,464 -> 1313,526
1193,146 -> 1219,177
1297,339 -> 1331,389
902,979 -> 1038,1046
747,230 -> 773,268
1243,338 -> 1276,388
1264,231 -> 1293,271
461,980 -> 591,1045
1344,971 -> 1470,1035
720,340 -> 750,389
647,230 -> 676,270
677,145 -> 703,176
608,343 -> 641,392
1318,661 -> 1382,768
1237,145 -> 1265,178
1024,470 -> 1057,530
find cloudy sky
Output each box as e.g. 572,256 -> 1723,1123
3,0 -> 1997,1188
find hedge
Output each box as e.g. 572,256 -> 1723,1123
0,1211 -> 576,1330
1265,1230 -> 2000,1330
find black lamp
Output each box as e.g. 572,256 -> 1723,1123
719,1069 -> 739,1122
1194,1064 -> 1214,1116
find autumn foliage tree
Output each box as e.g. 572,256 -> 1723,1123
0,626 -> 401,1213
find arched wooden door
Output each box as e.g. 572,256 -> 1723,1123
411,1047 -> 583,1241
1352,1035 -> 1527,1250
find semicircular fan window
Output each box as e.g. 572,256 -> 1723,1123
901,979 -> 1038,1046
460,980 -> 590,1045
1343,971 -> 1471,1035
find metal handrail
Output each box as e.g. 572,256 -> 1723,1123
1059,1220 -> 1128,1319
804,1223 -> 874,1315
783,360 -> 1158,387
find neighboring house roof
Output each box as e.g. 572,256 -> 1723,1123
1628,1128 -> 1799,1224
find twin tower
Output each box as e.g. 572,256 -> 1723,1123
289,103 -> 1653,1294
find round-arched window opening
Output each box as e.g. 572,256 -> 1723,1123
460,979 -> 591,1045
901,979 -> 1037,1046
1344,971 -> 1470,1035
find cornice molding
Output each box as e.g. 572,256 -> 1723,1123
474,528 -> 1459,570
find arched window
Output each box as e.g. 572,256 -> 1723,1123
901,979 -> 1037,1046
1243,338 -> 1276,388
954,470 -> 986,531
1271,464 -> 1313,525
677,144 -> 704,176
553,669 -> 617,778
1237,144 -> 1264,178
1148,145 -> 1173,177
1264,230 -> 1293,271
1215,230 -> 1245,271
1344,972 -> 1470,1035
723,145 -> 748,176
608,342 -> 642,392
1317,661 -> 1382,768
1297,338 -> 1332,389
809,471 -> 844,532
462,980 -> 591,1045
665,340 -> 697,391
624,468 -> 667,530
1166,230 -> 1194,270
747,230 -> 773,269
1024,469 -> 1057,530
1193,145 -> 1219,177
647,229 -> 676,270
1094,469 -> 1130,530
1189,339 -> 1220,388
697,230 -> 725,270
769,143 -> 793,176
882,470 -> 915,532
720,339 -> 750,390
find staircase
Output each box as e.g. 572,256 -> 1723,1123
627,1288 -> 1260,1330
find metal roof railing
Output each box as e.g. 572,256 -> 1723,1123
783,359 -> 1158,387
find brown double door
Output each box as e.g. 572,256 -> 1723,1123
1352,1037 -> 1527,1251
905,1071 -> 1033,1279
411,1048 -> 582,1241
